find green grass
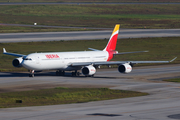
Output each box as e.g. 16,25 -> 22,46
0,87 -> 148,108
0,37 -> 179,72
0,25 -> 92,33
0,4 -> 180,30
1,4 -> 179,16
164,78 -> 180,83
0,0 -> 179,2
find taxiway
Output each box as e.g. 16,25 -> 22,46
0,29 -> 180,43
0,64 -> 180,120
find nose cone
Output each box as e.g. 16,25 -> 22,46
22,60 -> 32,69
22,59 -> 37,70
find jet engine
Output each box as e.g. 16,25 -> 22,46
118,63 -> 132,74
82,65 -> 96,76
12,57 -> 23,67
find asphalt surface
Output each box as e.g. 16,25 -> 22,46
0,64 -> 180,120
0,29 -> 180,43
1,2 -> 180,5
0,23 -> 110,29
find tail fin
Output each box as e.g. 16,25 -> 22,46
103,24 -> 120,51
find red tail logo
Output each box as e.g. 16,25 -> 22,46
103,24 -> 120,61
103,24 -> 120,52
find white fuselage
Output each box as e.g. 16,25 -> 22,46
22,51 -> 109,71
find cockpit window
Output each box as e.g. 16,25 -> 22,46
23,57 -> 32,60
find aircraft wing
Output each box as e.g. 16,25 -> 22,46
3,48 -> 26,57
69,57 -> 177,66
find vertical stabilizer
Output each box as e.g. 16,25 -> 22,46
103,24 -> 120,51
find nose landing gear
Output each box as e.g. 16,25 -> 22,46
29,70 -> 34,77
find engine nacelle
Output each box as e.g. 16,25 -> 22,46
118,64 -> 132,74
12,57 -> 23,67
82,65 -> 96,76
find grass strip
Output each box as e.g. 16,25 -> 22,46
0,25 -> 92,33
0,0 -> 179,3
0,87 -> 148,108
164,78 -> 180,83
0,4 -> 180,29
0,37 -> 180,72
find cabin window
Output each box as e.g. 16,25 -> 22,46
23,57 -> 32,60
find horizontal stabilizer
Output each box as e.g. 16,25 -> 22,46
88,48 -> 101,51
114,51 -> 148,55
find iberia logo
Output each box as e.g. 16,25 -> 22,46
127,67 -> 132,70
45,54 -> 60,59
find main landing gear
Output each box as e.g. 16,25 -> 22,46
29,70 -> 34,77
56,70 -> 65,76
56,70 -> 80,77
71,70 -> 80,76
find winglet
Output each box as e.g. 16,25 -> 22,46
3,48 -> 6,53
170,57 -> 177,62
2,48 -> 26,57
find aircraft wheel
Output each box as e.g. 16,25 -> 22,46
56,71 -> 59,76
62,71 -> 65,76
29,70 -> 34,77
72,72 -> 75,76
76,72 -> 80,76
29,74 -> 34,77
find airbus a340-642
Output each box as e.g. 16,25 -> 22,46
3,24 -> 177,77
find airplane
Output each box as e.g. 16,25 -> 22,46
3,24 -> 177,77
